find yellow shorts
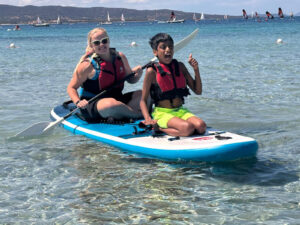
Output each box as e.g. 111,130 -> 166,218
152,106 -> 195,129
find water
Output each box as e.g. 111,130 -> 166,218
1,19 -> 300,224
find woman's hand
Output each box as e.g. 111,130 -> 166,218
133,65 -> 143,78
128,65 -> 143,83
76,99 -> 89,109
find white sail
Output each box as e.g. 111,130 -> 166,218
107,12 -> 111,22
33,16 -> 49,27
200,12 -> 205,20
121,13 -> 125,22
101,11 -> 112,25
57,16 -> 62,24
37,17 -> 42,24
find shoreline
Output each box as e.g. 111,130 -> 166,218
1,16 -> 298,26
1,15 -> 299,26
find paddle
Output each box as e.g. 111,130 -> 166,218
14,28 -> 199,138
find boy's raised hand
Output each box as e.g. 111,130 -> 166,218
188,53 -> 199,70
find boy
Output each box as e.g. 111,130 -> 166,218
140,33 -> 206,137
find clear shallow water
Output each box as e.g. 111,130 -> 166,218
0,19 -> 300,224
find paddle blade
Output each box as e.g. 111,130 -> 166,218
174,28 -> 199,52
42,117 -> 64,133
14,121 -> 51,138
149,28 -> 199,62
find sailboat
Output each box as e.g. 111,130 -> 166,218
57,16 -> 62,24
200,12 -> 205,20
33,16 -> 49,27
121,13 -> 125,23
166,11 -> 185,23
148,10 -> 158,23
224,15 -> 228,20
101,12 -> 112,25
193,13 -> 198,21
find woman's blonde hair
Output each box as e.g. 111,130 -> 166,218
74,27 -> 108,73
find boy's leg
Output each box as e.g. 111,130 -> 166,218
187,116 -> 206,134
161,117 -> 194,137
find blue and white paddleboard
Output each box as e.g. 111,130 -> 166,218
50,103 -> 258,162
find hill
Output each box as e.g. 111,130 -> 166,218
0,4 -> 237,24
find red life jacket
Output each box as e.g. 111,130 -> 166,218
150,59 -> 190,105
81,49 -> 126,98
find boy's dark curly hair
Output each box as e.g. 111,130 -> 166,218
149,33 -> 174,50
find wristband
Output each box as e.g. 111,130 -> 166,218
75,100 -> 80,106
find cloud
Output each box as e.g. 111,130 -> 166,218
126,0 -> 149,3
98,0 -> 113,3
19,0 -> 34,4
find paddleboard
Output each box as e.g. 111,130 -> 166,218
50,103 -> 258,162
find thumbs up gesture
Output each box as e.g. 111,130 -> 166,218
188,53 -> 198,70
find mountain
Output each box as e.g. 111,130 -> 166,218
0,4 -> 237,24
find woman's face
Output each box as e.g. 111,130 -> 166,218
90,30 -> 110,55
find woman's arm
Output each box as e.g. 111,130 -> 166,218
119,51 -> 142,84
67,60 -> 92,107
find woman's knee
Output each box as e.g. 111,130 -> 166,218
96,98 -> 120,110
127,90 -> 142,108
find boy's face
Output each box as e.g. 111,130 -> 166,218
153,40 -> 174,64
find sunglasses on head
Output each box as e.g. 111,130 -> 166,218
92,37 -> 109,46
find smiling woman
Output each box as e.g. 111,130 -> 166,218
67,27 -> 145,122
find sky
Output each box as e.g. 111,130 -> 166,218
0,0 -> 299,16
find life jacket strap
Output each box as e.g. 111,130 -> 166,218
152,59 -> 180,77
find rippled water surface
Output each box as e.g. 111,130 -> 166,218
0,18 -> 299,224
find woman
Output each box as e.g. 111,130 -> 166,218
67,27 -> 144,122
242,9 -> 248,19
266,11 -> 274,19
278,7 -> 284,18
